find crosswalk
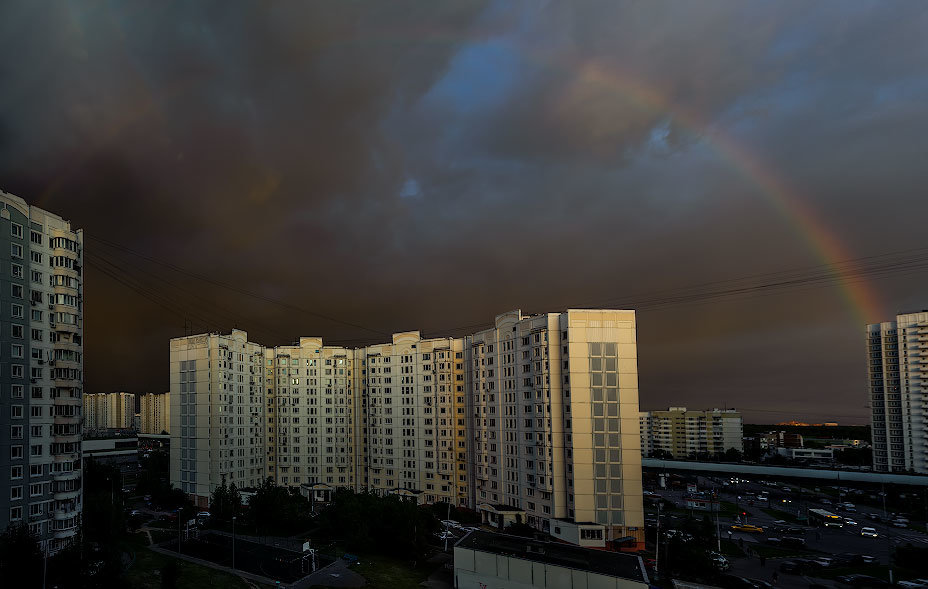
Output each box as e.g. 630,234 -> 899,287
895,532 -> 928,544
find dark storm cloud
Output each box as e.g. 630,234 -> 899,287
1,0 -> 927,421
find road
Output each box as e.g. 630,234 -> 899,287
646,474 -> 928,585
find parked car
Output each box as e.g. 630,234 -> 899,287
440,519 -> 461,529
781,536 -> 806,548
821,498 -> 833,506
812,557 -> 834,568
709,551 -> 730,572
435,531 -> 455,540
860,527 -> 878,537
835,574 -> 890,587
896,580 -> 928,589
780,559 -> 816,574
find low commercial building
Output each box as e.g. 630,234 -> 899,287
454,530 -> 649,589
776,447 -> 834,461
640,408 -> 742,458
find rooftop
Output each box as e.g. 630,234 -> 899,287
455,530 -> 647,582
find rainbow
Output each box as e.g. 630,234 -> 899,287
563,61 -> 883,324
32,18 -> 885,322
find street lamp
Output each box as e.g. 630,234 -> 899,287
232,516 -> 237,572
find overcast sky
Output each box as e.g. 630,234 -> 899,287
2,1 -> 927,423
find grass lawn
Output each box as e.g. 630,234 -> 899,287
349,553 -> 432,589
122,532 -> 252,589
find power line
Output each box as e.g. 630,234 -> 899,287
85,235 -> 389,337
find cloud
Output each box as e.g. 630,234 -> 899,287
0,1 -> 926,419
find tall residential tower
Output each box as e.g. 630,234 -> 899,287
868,312 -> 928,474
0,190 -> 83,553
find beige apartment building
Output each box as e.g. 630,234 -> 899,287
639,407 -> 742,459
82,391 -> 135,432
169,330 -> 267,506
169,309 -> 644,544
139,392 -> 170,434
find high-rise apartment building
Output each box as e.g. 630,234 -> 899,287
170,309 -> 644,544
82,391 -> 135,432
140,392 -> 170,434
868,312 -> 928,474
169,330 -> 267,504
0,190 -> 83,553
639,407 -> 743,459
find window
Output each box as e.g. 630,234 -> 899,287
31,310 -> 42,321
30,483 -> 43,496
30,251 -> 42,264
30,230 -> 42,245
10,486 -> 22,500
11,284 -> 22,299
11,446 -> 23,459
30,406 -> 42,418
30,445 -> 43,457
11,324 -> 23,339
11,223 -> 23,238
11,303 -> 23,319
11,344 -> 23,358
11,364 -> 23,378
30,270 -> 42,284
11,384 -> 23,398
11,263 -> 23,278
11,425 -> 23,439
11,243 -> 22,258
31,329 -> 42,342
10,465 -> 22,480
30,464 -> 42,476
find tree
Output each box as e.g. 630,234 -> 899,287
504,522 -> 536,538
721,448 -> 743,463
0,523 -> 42,588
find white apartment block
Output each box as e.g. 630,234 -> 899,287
170,330 -> 267,507
868,312 -> 928,474
82,391 -> 135,432
140,392 -> 170,434
639,407 -> 743,459
170,309 -> 644,544
0,191 -> 83,553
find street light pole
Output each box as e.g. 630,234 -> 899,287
232,516 -> 237,572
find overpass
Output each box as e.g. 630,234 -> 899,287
643,458 -> 928,486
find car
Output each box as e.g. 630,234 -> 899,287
461,526 -> 480,533
440,519 -> 461,529
844,518 -> 859,526
730,524 -> 764,533
835,574 -> 891,587
196,511 -> 211,518
129,509 -> 142,516
868,513 -> 882,521
435,531 -> 455,540
896,580 -> 928,589
144,495 -> 152,502
821,498 -> 832,505
860,527 -> 878,537
709,552 -> 731,571
781,536 -> 806,548
893,520 -> 908,528
812,557 -> 834,568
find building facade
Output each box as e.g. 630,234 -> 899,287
639,407 -> 742,459
868,312 -> 928,474
0,191 -> 83,553
139,392 -> 170,434
83,392 -> 135,432
170,309 -> 644,543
